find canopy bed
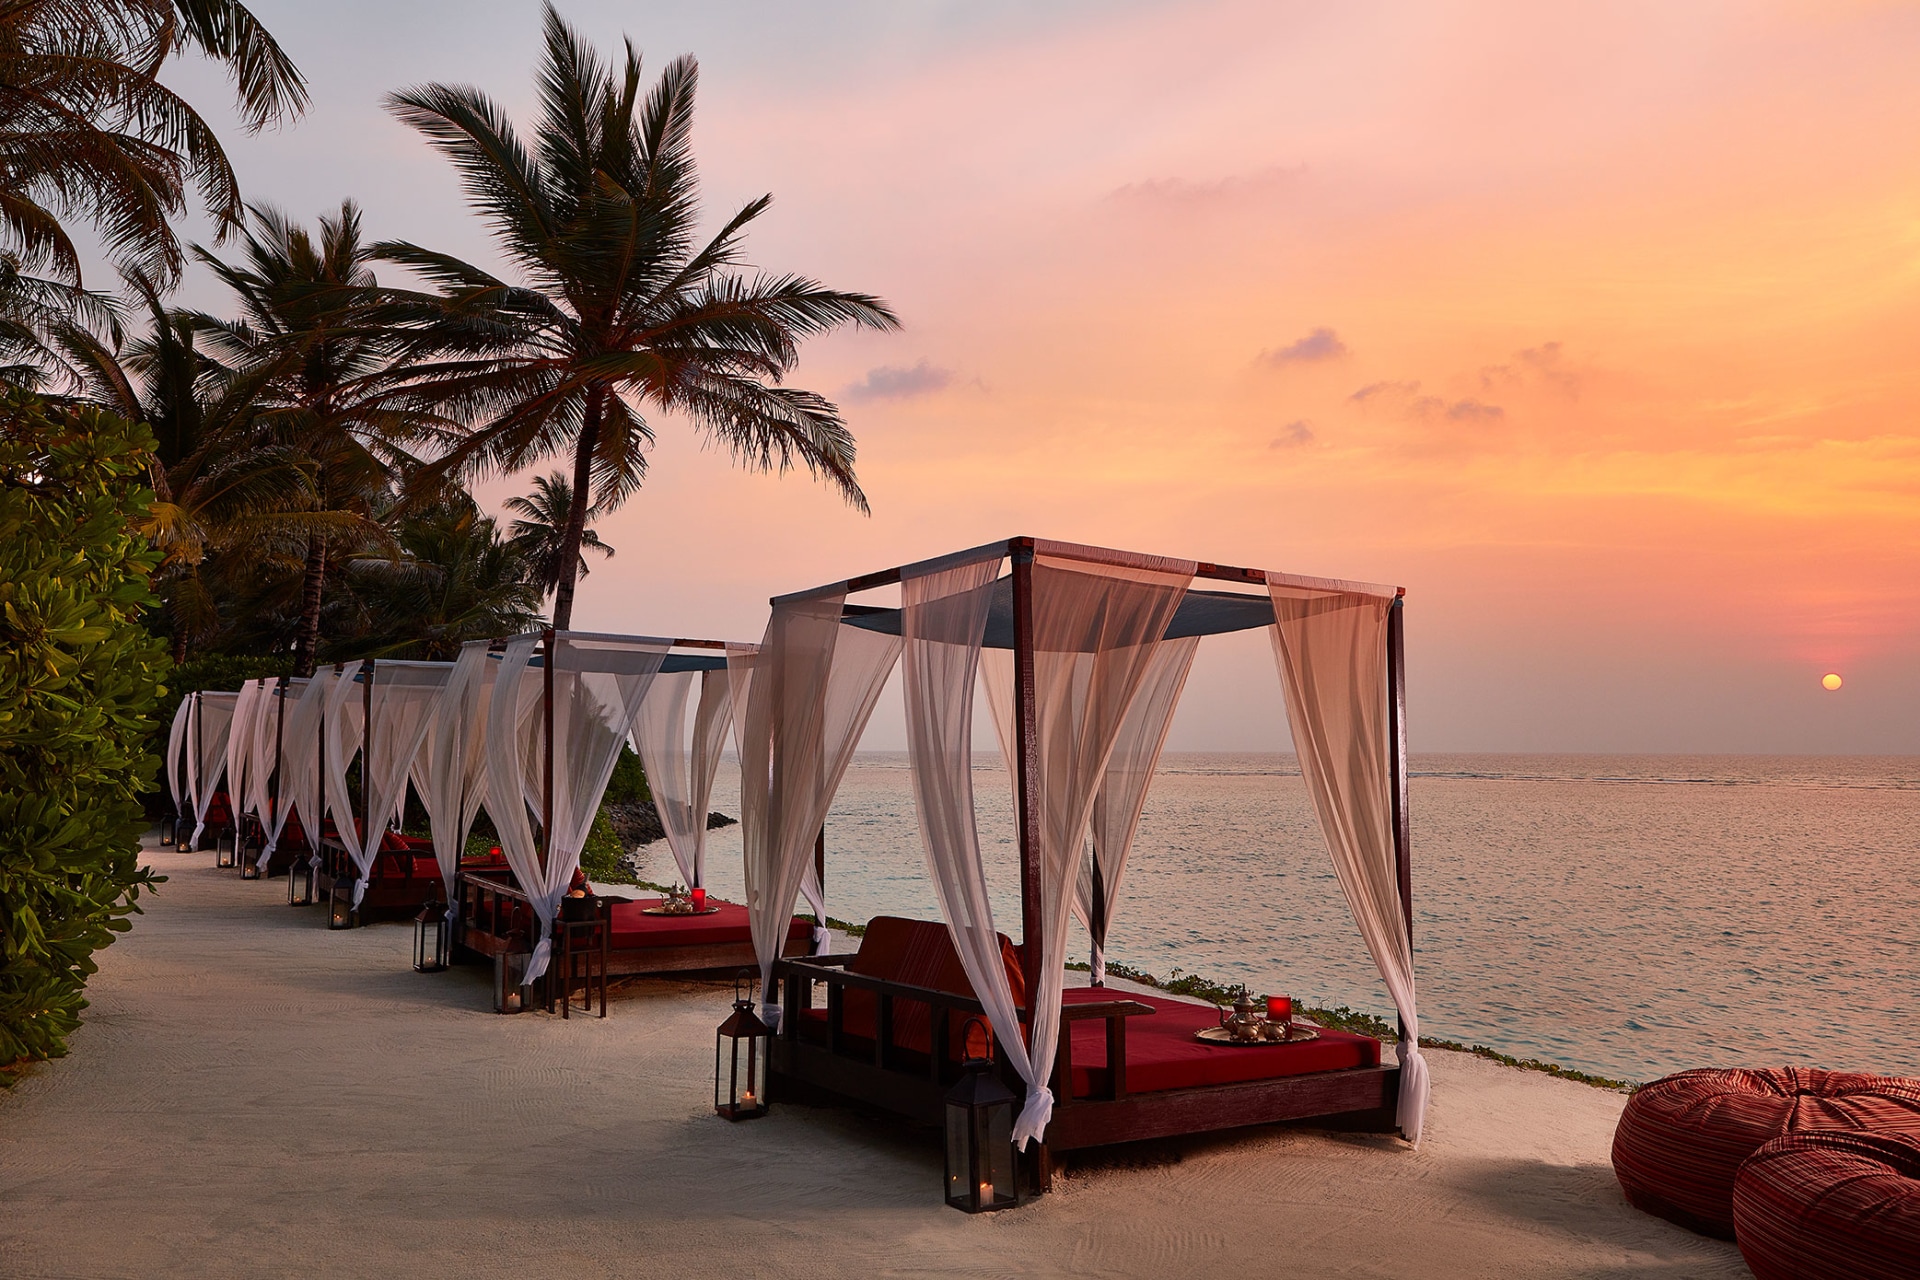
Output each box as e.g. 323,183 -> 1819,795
742,536 -> 1425,1194
161,696 -> 193,846
449,631 -> 813,1016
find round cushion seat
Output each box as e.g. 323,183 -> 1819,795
1733,1131 -> 1920,1280
1611,1066 -> 1920,1238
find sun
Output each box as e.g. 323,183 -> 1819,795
1821,673 -> 1843,691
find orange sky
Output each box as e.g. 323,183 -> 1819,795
161,0 -> 1920,750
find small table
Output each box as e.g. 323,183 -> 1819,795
555,897 -> 610,1019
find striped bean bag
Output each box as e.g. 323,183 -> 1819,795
1733,1131 -> 1920,1280
1610,1067 -> 1920,1238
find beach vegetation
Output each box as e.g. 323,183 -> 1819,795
0,392 -> 167,1079
373,2 -> 899,628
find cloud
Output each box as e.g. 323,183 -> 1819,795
1481,341 -> 1580,397
1412,396 -> 1505,422
1350,379 -> 1503,422
1350,379 -> 1421,403
1107,164 -> 1305,210
841,359 -> 954,402
1270,420 -> 1315,448
1260,327 -> 1349,368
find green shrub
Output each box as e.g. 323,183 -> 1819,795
603,744 -> 651,804
578,807 -> 625,881
0,394 -> 168,1078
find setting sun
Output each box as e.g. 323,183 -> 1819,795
1822,673 -> 1844,691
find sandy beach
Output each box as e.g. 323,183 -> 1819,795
0,839 -> 1744,1279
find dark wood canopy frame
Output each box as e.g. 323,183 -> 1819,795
765,536 -> 1413,1192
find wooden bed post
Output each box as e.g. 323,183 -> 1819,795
1386,596 -> 1412,1044
540,627 -> 555,880
1009,537 -> 1054,1193
814,826 -> 827,929
362,660 -> 374,861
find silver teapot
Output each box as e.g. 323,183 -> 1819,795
1218,993 -> 1266,1042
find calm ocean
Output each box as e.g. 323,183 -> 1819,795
649,753 -> 1920,1086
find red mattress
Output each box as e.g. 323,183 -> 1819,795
605,897 -> 809,952
1058,986 -> 1380,1095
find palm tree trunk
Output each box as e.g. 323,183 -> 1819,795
293,534 -> 327,676
550,389 -> 603,631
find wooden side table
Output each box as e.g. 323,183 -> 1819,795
556,896 -> 610,1019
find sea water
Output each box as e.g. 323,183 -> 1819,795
642,754 -> 1920,1085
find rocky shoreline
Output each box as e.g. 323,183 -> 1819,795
602,802 -> 737,850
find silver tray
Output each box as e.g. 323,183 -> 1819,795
640,904 -> 722,916
1193,1024 -> 1320,1047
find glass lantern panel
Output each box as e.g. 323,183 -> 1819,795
944,1103 -> 969,1204
986,1103 -> 1014,1203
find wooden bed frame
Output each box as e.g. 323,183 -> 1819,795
760,536 -> 1415,1191
453,870 -> 812,1014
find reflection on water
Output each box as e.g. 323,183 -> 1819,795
645,753 -> 1920,1085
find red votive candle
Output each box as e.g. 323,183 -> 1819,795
691,887 -> 706,911
1267,995 -> 1293,1021
489,845 -> 502,860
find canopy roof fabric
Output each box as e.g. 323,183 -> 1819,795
842,581 -> 1279,648
189,691 -> 238,844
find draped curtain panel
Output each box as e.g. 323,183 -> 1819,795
735,600 -> 901,1013
484,635 -> 544,956
321,661 -> 370,880
899,554 -> 1055,1123
284,672 -> 333,860
631,668 -> 733,890
190,691 -> 237,844
979,635 -> 1198,983
422,642 -> 495,911
245,680 -> 277,831
164,698 -> 191,814
355,664 -> 452,904
257,678 -> 320,866
1012,552 -> 1195,1145
1265,577 -> 1428,1144
224,680 -> 262,832
488,633 -> 668,984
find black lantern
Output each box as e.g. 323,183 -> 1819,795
215,826 -> 236,868
326,877 -> 356,930
714,971 -> 771,1121
287,855 -> 315,906
944,1017 -> 1020,1213
494,951 -> 531,1014
159,814 -> 176,847
413,887 -> 450,973
238,822 -> 262,880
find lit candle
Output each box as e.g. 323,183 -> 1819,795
1267,995 -> 1293,1021
692,887 -> 707,911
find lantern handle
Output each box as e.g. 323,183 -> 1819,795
734,968 -> 755,1008
960,1016 -> 994,1064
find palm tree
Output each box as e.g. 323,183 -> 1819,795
345,492 -> 544,660
0,0 -> 307,384
504,470 -> 611,598
377,2 -> 898,628
189,201 -> 438,675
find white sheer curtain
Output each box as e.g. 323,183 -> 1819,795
900,553 -> 1055,1126
286,671 -> 334,860
244,679 -> 278,829
630,667 -> 733,889
354,663 -> 451,905
978,636 -> 1196,982
735,599 -> 901,1017
225,680 -> 262,830
1265,576 -> 1428,1144
421,642 -> 495,911
190,691 -> 237,844
1012,551 -> 1195,1145
165,698 -> 191,817
256,678 -> 319,867
487,633 -> 668,984
321,661 -> 369,886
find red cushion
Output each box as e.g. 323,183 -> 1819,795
1734,1132 -> 1920,1280
1058,987 -> 1380,1095
837,917 -> 1026,1057
605,897 -> 809,952
1612,1067 -> 1920,1238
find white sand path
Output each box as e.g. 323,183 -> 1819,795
0,839 -> 1747,1278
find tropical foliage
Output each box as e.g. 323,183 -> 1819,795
0,392 -> 167,1076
